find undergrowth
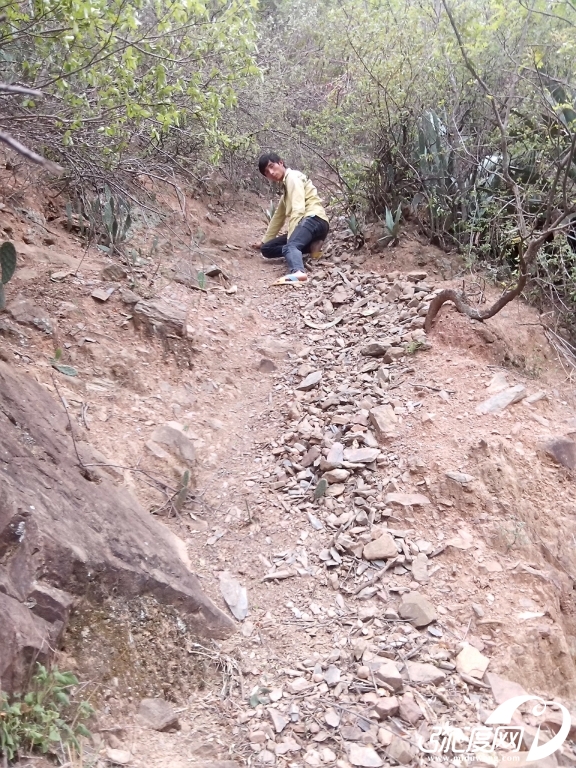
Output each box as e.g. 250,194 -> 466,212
0,664 -> 93,763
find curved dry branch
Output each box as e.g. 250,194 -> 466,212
424,233 -> 551,331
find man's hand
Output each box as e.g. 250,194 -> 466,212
250,241 -> 262,251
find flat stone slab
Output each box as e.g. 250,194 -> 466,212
343,447 -> 380,463
296,370 -> 322,390
384,492 -> 430,506
476,384 -> 526,414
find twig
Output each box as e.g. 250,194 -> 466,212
51,371 -> 84,468
459,672 -> 491,690
346,557 -> 397,596
80,402 -> 90,430
409,382 -> 455,393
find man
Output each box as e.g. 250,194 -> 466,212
252,152 -> 329,284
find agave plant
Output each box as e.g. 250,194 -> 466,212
263,201 -> 277,223
378,206 -> 402,247
90,185 -> 132,256
347,213 -> 365,248
0,241 -> 16,310
418,110 -> 450,192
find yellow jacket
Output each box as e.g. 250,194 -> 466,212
263,169 -> 328,243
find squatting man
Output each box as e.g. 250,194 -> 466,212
251,152 -> 329,284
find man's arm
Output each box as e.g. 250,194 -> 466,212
262,196 -> 286,242
285,172 -> 306,235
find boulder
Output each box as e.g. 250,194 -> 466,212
0,362 -> 234,691
0,593 -> 54,692
101,264 -> 127,281
173,259 -> 204,289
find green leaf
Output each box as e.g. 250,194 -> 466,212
51,363 -> 78,376
54,691 -> 70,706
385,208 -> 394,232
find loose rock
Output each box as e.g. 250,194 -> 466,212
138,698 -> 180,731
411,553 -> 429,583
456,644 -> 490,679
363,533 -> 398,561
405,661 -> 446,685
297,370 -> 323,391
150,422 -> 196,464
369,405 -> 398,441
219,571 -> 248,621
476,385 -> 526,415
384,492 -> 430,507
399,693 -> 423,725
106,748 -> 132,766
269,709 -> 289,734
7,298 -> 53,334
361,341 -> 392,357
374,696 -> 399,719
343,447 -> 380,463
386,735 -> 414,765
540,438 -> 576,471
371,661 -> 404,692
346,743 -> 383,768
398,592 -> 437,627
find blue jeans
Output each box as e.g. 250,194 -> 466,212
261,216 -> 329,272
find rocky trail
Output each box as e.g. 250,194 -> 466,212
2,183 -> 576,768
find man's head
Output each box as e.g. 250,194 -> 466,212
258,152 -> 286,182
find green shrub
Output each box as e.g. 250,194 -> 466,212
0,664 -> 93,762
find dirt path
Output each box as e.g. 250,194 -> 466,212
3,186 -> 576,768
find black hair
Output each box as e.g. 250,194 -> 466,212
258,152 -> 285,175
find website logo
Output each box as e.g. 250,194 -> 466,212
418,695 -> 570,763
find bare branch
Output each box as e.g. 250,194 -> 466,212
0,83 -> 43,97
0,129 -> 62,174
